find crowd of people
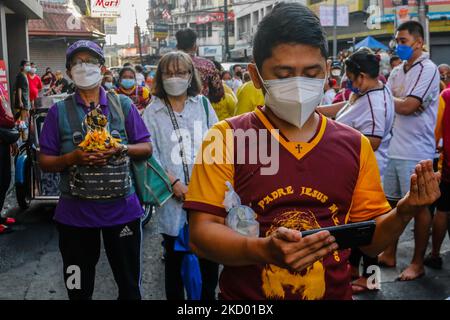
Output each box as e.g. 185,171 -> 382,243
0,1 -> 449,301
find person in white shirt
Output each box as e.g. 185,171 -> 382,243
336,49 -> 395,177
231,64 -> 243,94
318,48 -> 395,293
142,51 -> 219,300
321,78 -> 337,105
379,21 -> 441,281
134,65 -> 146,87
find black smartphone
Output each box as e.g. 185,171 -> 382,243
301,220 -> 376,250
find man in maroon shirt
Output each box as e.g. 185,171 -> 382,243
425,89 -> 450,269
176,28 -> 224,105
184,3 -> 441,300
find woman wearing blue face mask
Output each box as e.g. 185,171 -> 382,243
116,66 -> 151,115
101,70 -> 116,91
323,48 -> 396,294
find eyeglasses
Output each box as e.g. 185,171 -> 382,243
162,70 -> 190,78
70,57 -> 101,67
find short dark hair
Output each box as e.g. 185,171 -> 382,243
253,2 -> 328,70
211,60 -> 223,73
123,62 -> 133,67
397,20 -> 424,39
232,64 -> 241,72
135,64 -> 143,73
119,66 -> 136,79
390,55 -> 401,65
345,48 -> 380,79
153,51 -> 202,99
176,28 -> 197,51
221,71 -> 231,79
20,60 -> 29,67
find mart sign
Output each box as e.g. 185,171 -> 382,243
91,0 -> 121,18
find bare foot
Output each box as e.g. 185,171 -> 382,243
398,264 -> 425,281
352,277 -> 370,294
378,252 -> 396,268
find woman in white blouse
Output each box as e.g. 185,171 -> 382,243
142,51 -> 219,300
318,48 -> 395,295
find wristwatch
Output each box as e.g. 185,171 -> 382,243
120,144 -> 129,156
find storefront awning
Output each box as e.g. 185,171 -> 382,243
28,2 -> 104,38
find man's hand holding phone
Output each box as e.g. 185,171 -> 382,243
263,227 -> 338,273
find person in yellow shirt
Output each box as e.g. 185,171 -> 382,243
221,71 -> 236,98
211,92 -> 237,121
234,80 -> 265,115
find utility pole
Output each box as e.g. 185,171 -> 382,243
224,0 -> 230,62
418,0 -> 430,50
133,4 -> 144,65
333,0 -> 337,59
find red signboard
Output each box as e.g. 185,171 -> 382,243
196,12 -> 235,25
0,60 -> 9,102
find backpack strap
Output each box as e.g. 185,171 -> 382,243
201,95 -> 210,128
64,94 -> 84,146
107,92 -> 127,141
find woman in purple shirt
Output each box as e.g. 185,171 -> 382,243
38,41 -> 152,300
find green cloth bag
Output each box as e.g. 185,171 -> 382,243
131,156 -> 173,206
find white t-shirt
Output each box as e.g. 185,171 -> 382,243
336,85 -> 395,176
136,72 -> 145,86
321,89 -> 336,105
387,53 -> 440,161
232,78 -> 243,94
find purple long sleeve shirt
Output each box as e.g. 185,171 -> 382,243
39,87 -> 151,227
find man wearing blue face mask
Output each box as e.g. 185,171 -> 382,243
184,3 -> 441,300
379,21 -> 441,281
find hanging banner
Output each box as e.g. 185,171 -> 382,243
90,0 -> 121,18
319,5 -> 349,27
196,12 -> 235,25
396,5 -> 411,25
104,17 -> 117,35
0,60 -> 9,102
154,24 -> 169,40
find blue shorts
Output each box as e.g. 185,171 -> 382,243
383,158 -> 420,201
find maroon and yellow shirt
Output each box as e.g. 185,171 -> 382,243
184,107 -> 391,300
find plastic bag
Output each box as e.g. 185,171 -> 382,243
224,181 -> 260,237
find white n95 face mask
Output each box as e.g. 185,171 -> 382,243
71,63 -> 103,90
258,71 -> 326,128
163,77 -> 190,96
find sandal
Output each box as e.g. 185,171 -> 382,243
0,224 -> 14,235
424,253 -> 443,270
0,217 -> 15,225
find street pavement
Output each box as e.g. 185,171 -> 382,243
1,192 -> 449,300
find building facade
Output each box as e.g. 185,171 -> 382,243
233,0 -> 450,64
0,0 -> 43,100
233,0 -> 306,61
148,0 -> 235,62
28,0 -> 105,79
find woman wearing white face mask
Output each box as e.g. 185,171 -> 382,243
142,51 -> 219,300
38,40 -> 152,300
